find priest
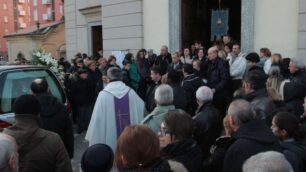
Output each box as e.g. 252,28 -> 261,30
85,67 -> 145,151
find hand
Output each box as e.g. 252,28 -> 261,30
212,88 -> 216,93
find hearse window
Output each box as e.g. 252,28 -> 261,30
0,69 -> 63,113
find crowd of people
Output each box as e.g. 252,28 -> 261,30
1,34 -> 306,172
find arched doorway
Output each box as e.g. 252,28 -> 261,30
181,0 -> 241,49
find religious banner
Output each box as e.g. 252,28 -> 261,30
211,9 -> 229,41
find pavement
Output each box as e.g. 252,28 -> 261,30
71,127 -> 89,172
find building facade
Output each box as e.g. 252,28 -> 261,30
0,0 -> 64,58
0,0 -> 32,57
65,0 -> 306,63
5,21 -> 66,62
29,0 -> 64,26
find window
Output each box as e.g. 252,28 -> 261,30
60,5 -> 63,14
3,3 -> 7,10
33,0 -> 37,6
0,69 -> 65,113
4,16 -> 8,23
34,10 -> 38,21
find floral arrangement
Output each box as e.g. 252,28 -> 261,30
30,49 -> 64,80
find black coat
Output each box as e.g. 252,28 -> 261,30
36,94 -> 74,158
203,136 -> 236,172
145,81 -> 161,113
244,65 -> 266,79
206,58 -> 230,100
87,68 -> 102,98
136,58 -> 151,79
182,73 -> 204,115
167,62 -> 183,72
284,71 -> 306,118
244,88 -> 276,126
281,140 -> 306,172
170,83 -> 188,111
154,53 -> 172,75
193,102 -> 222,158
161,138 -> 203,172
122,69 -> 131,87
70,77 -> 95,106
223,120 -> 281,172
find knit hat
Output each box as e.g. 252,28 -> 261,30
13,94 -> 41,115
245,52 -> 260,63
81,144 -> 114,172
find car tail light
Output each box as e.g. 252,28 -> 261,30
0,120 -> 11,129
67,102 -> 72,113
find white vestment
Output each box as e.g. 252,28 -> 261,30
85,81 -> 144,151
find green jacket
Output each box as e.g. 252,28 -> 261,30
142,105 -> 179,133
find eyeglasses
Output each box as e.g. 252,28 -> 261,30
158,128 -> 170,136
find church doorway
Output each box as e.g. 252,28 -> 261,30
181,0 -> 241,49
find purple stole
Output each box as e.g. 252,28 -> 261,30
105,90 -> 131,137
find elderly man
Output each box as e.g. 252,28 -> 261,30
227,43 -> 246,94
86,67 -> 144,151
206,46 -> 230,116
3,95 -> 72,172
193,86 -> 222,158
284,58 -> 306,118
142,84 -> 182,133
154,45 -> 172,75
223,99 -> 281,172
0,134 -> 18,172
243,151 -> 294,172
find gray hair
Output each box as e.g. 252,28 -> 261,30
0,134 -> 18,172
107,67 -> 122,81
161,45 -> 168,50
227,99 -> 255,125
243,151 -> 293,172
154,84 -> 173,105
196,86 -> 213,103
291,58 -> 305,70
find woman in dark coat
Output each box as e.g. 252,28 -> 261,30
160,111 -> 203,172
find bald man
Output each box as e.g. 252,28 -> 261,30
206,47 -> 230,116
0,133 -> 18,172
223,99 -> 281,172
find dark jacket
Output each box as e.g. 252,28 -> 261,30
281,140 -> 306,172
36,94 -> 74,158
244,88 -> 276,126
122,69 -> 131,87
182,73 -> 204,115
206,58 -> 230,100
87,67 -> 102,98
223,120 -> 281,172
161,138 -> 203,172
167,62 -> 183,72
4,115 -> 72,172
193,102 -> 222,158
170,83 -> 188,111
244,65 -> 266,79
145,80 -> 161,113
154,53 -> 172,75
284,71 -> 306,118
203,136 -> 236,172
70,76 -> 95,106
136,58 -> 151,79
